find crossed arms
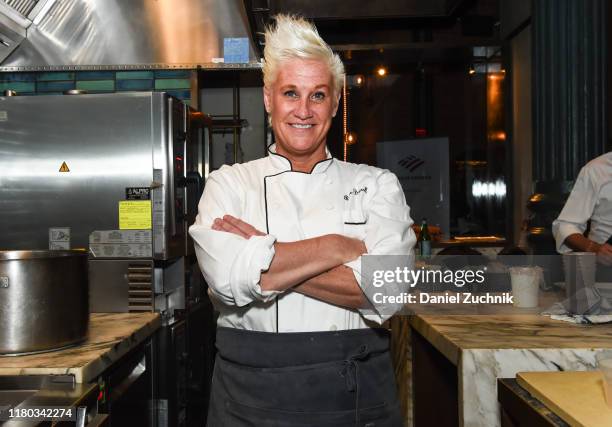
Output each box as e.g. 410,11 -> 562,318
212,214 -> 368,308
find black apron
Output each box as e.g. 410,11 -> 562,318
207,327 -> 403,427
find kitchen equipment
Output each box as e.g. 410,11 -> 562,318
0,92 -> 215,425
0,250 -> 88,355
0,91 -> 214,312
0,92 -> 216,425
0,375 -> 99,423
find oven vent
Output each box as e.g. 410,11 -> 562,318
127,264 -> 154,312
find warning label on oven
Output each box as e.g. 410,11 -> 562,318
119,201 -> 152,230
49,227 -> 70,250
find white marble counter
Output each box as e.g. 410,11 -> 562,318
409,315 -> 612,427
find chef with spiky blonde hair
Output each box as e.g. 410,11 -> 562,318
190,14 -> 415,426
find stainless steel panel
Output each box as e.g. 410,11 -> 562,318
89,229 -> 153,258
0,25 -> 22,64
0,2 -> 27,62
151,93 -> 180,259
0,0 -> 258,70
152,260 -> 186,316
3,0 -> 40,17
167,286 -> 185,312
0,250 -> 88,355
161,257 -> 185,294
0,1 -> 29,32
0,92 -> 184,259
88,259 -> 130,313
0,375 -> 98,422
88,259 -> 155,313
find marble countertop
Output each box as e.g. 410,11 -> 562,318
409,314 -> 612,426
0,312 -> 161,383
410,314 -> 612,365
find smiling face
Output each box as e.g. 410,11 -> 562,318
264,58 -> 340,166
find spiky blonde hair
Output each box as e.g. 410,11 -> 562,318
262,14 -> 345,95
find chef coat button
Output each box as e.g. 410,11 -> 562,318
329,324 -> 337,331
326,204 -> 334,210
326,179 -> 333,185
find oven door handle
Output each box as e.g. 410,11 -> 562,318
109,355 -> 147,402
185,171 -> 203,217
168,99 -> 177,237
76,406 -> 87,427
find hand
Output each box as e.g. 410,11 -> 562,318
595,243 -> 612,266
333,234 -> 367,263
211,215 -> 266,239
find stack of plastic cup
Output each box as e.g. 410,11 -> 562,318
509,266 -> 541,308
563,252 -> 596,314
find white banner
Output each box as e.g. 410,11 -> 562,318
377,138 -> 450,238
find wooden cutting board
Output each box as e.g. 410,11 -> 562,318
517,371 -> 612,427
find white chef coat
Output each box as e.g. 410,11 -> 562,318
189,144 -> 416,332
553,152 -> 612,253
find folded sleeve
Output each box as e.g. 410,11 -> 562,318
188,169 -> 280,307
345,169 -> 416,324
552,166 -> 598,253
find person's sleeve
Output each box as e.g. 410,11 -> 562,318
552,166 -> 598,253
188,169 -> 280,307
345,170 -> 416,324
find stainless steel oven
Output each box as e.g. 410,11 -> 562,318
0,91 -> 206,259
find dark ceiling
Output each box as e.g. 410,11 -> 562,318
243,0 -> 501,69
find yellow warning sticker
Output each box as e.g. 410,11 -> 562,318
119,200 -> 152,230
59,161 -> 70,172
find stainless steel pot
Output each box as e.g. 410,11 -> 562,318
0,250 -> 89,355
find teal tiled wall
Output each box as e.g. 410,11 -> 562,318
0,69 -> 193,104
116,71 -> 154,80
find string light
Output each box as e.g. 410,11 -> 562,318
345,131 -> 357,145
342,75 -> 358,161
376,66 -> 387,77
343,74 -> 348,161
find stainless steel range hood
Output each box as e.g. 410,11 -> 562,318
0,0 -> 259,71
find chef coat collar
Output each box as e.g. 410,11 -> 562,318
267,143 -> 334,174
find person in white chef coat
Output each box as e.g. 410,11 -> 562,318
189,14 -> 415,426
553,152 -> 612,266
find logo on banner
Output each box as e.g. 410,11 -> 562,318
398,155 -> 425,172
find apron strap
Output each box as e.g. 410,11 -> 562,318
339,344 -> 372,427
